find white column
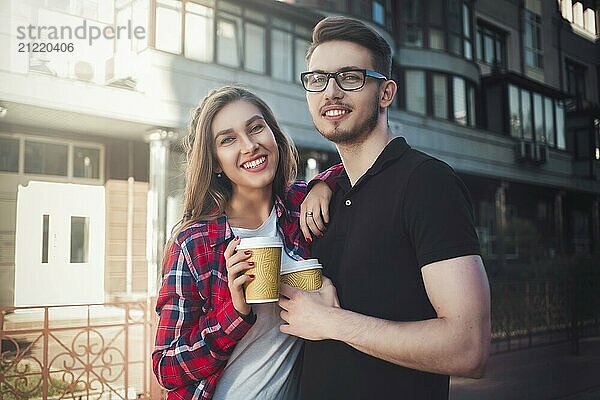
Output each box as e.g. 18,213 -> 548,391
146,129 -> 177,297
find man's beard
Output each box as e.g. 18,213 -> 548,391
314,97 -> 380,146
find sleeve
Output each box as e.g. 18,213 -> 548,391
308,163 -> 344,192
403,160 -> 481,268
151,236 -> 255,390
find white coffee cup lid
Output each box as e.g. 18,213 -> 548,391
236,236 -> 283,250
281,258 -> 322,274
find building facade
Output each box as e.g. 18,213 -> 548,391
0,0 -> 598,306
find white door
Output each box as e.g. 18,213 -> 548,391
14,181 -> 105,306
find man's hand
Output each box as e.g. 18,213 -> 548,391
300,181 -> 332,242
278,276 -> 340,340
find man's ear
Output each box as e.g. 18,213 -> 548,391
380,80 -> 397,108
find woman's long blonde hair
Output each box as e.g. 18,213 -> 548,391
169,85 -> 298,245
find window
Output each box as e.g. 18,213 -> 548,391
559,1 -> 598,36
566,61 -> 586,109
429,0 -> 445,50
0,137 -> 19,173
402,69 -> 476,126
521,89 -> 533,140
476,23 -> 506,68
70,216 -> 89,263
73,147 -> 100,179
508,84 -> 565,149
447,0 -> 473,59
24,141 -> 68,176
533,93 -> 545,143
453,76 -> 467,125
295,37 -> 309,79
556,101 -> 566,150
185,1 -> 214,62
544,97 -> 555,147
245,23 -> 266,73
155,0 -> 182,54
433,74 -> 448,119
524,9 -> 543,69
217,15 -> 241,68
271,29 -> 293,81
372,1 -> 385,25
406,70 -> 426,115
509,85 -> 521,137
404,0 -> 423,47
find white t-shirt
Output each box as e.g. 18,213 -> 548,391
212,207 -> 301,400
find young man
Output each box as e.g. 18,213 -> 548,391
278,16 -> 491,399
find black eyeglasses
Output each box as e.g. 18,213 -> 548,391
300,69 -> 388,92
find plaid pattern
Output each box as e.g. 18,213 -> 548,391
153,171 -> 342,400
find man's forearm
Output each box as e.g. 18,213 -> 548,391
323,307 -> 490,378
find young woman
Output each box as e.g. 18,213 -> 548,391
152,86 -> 339,400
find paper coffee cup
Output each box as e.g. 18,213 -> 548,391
281,259 -> 322,291
236,237 -> 283,303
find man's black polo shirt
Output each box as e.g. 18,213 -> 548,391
300,137 -> 481,400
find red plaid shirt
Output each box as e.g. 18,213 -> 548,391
153,171 -> 342,400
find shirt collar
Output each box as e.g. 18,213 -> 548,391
335,136 -> 410,192
210,195 -> 286,248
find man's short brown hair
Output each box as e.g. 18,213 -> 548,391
306,16 -> 392,77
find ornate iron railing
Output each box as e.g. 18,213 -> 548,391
491,279 -> 600,353
0,301 -> 158,400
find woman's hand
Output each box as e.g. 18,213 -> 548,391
224,237 -> 254,316
300,181 -> 332,242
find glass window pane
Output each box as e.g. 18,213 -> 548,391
430,29 -> 445,50
449,34 -> 461,55
70,216 -> 89,263
533,93 -> 544,143
463,4 -> 471,38
509,85 -> 521,137
185,3 -> 214,62
453,76 -> 466,125
464,40 -> 472,60
433,74 -> 448,119
245,23 -> 265,73
521,90 -> 533,139
271,29 -> 293,81
42,214 -> 49,264
155,0 -> 182,54
217,16 -> 241,67
73,147 -> 100,179
556,101 -> 566,150
495,38 -> 503,66
476,31 -> 482,61
0,137 -> 19,172
405,70 -> 426,115
132,0 -> 149,51
295,37 -> 309,80
468,84 -> 476,126
484,35 -> 494,64
545,97 -> 555,147
24,141 -> 68,176
405,0 -> 422,47
373,1 -> 385,25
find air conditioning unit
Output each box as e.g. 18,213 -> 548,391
516,140 -> 534,162
105,53 -> 137,88
533,143 -> 549,164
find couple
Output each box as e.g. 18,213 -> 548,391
153,16 -> 491,400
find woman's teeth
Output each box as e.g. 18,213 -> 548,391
243,156 -> 266,169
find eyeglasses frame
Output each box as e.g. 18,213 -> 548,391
300,68 -> 388,92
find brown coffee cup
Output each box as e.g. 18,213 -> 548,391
281,259 -> 322,291
236,237 -> 283,303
